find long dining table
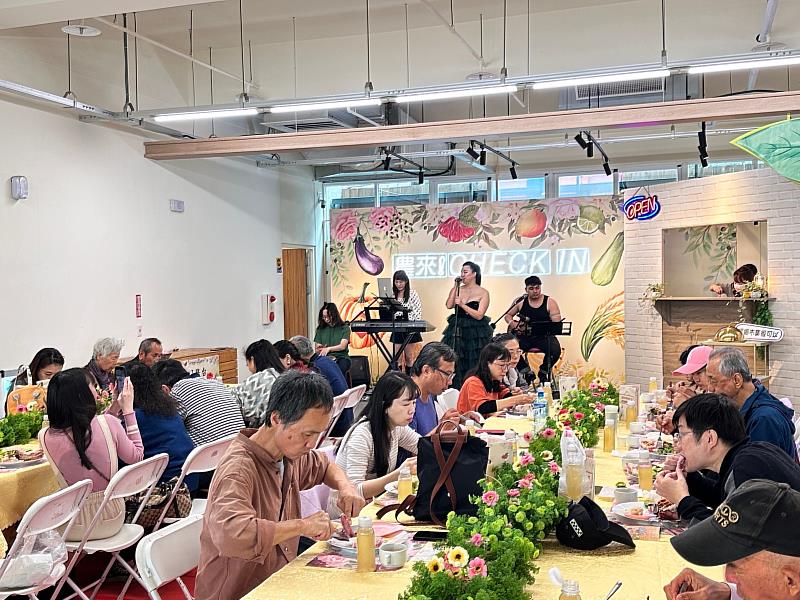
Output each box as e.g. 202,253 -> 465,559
244,417 -> 723,600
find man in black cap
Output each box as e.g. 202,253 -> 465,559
665,479 -> 800,600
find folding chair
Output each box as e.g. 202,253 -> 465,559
0,479 -> 93,600
315,390 -> 349,449
134,514 -> 203,600
152,434 -> 236,531
52,453 -> 169,600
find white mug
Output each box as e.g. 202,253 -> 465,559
614,487 -> 639,505
628,422 -> 645,434
378,543 -> 408,569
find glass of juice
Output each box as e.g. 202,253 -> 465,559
565,462 -> 583,501
638,459 -> 653,491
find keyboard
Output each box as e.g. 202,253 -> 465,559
350,320 -> 435,334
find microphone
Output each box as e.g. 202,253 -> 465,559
454,277 -> 462,285
514,294 -> 526,304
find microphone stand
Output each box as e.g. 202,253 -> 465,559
491,296 -> 526,330
451,280 -> 461,361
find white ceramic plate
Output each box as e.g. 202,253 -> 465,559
611,501 -> 658,523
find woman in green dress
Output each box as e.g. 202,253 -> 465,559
314,302 -> 352,377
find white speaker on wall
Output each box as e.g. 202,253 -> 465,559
10,176 -> 28,200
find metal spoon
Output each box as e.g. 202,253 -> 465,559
603,581 -> 622,600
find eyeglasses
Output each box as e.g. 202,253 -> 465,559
673,428 -> 708,441
492,361 -> 511,370
435,368 -> 455,381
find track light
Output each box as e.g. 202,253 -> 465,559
603,162 -> 612,176
479,150 -> 487,165
586,142 -> 594,158
417,169 -> 424,185
574,133 -> 588,150
466,143 -> 480,161
509,164 -> 518,179
698,145 -> 708,159
382,154 -> 391,171
700,155 -> 709,168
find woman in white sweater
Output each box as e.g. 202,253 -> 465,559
328,371 -> 420,518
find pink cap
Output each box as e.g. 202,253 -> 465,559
672,346 -> 713,375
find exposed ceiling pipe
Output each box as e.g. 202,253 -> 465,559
92,16 -> 259,91
748,0 -> 780,90
419,0 -> 485,68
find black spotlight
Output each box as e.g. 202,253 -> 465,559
603,162 -> 612,176
700,155 -> 709,168
382,154 -> 391,171
574,133 -> 588,149
586,142 -> 594,158
510,164 -> 518,179
418,169 -> 424,185
698,145 -> 708,159
466,143 -> 480,160
479,149 -> 487,165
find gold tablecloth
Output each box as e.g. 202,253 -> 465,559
244,418 -> 724,600
0,441 -> 59,556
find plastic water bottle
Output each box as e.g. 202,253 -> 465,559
533,402 -> 548,432
356,516 -> 376,572
563,430 -> 585,502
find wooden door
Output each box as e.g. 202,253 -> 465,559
282,248 -> 309,339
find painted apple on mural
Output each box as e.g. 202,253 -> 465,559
514,208 -> 547,238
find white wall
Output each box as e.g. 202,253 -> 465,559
0,98 -> 315,379
624,169 -> 800,404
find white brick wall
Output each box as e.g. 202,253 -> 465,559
624,169 -> 800,403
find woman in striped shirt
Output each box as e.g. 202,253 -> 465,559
328,372 -> 420,518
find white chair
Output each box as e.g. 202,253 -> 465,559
134,514 -> 203,600
0,479 -> 93,600
315,390 -> 349,449
52,453 -> 169,600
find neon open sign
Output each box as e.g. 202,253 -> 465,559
624,194 -> 661,221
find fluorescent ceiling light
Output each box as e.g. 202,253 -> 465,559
270,98 -> 382,113
687,55 -> 800,74
154,107 -> 258,122
532,69 -> 671,90
394,84 -> 518,103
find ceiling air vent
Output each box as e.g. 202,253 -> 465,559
575,78 -> 665,100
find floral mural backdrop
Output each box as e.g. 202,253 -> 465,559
329,197 -> 626,383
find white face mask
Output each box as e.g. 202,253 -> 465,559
733,282 -> 747,292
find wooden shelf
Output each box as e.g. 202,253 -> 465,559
654,296 -> 775,301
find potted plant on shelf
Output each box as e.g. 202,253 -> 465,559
639,282 -> 664,308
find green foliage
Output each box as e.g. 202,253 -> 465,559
0,411 -> 44,448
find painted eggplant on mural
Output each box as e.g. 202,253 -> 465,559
354,229 -> 384,275
591,232 -> 624,286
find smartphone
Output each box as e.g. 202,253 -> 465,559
114,366 -> 127,392
412,530 -> 448,542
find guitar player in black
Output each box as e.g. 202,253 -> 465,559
503,276 -> 563,383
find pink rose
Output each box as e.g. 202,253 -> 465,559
574,412 -> 585,420
467,557 -> 488,579
517,478 -> 532,489
519,453 -> 534,466
549,461 -> 561,474
332,211 -> 358,241
470,533 -> 483,546
595,402 -> 605,412
507,488 -> 520,497
552,199 -> 580,221
481,490 -> 499,506
522,430 -> 534,443
437,216 -> 476,243
541,428 -> 556,439
524,472 -> 536,481
369,207 -> 398,232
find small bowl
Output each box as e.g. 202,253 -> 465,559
628,422 -> 645,434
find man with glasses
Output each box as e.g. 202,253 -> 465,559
705,346 -> 796,459
654,393 -> 800,522
408,342 -> 460,436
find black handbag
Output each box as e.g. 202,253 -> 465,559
378,421 -> 488,526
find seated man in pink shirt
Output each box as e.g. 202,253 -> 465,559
195,370 -> 365,600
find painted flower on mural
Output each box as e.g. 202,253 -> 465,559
369,206 -> 398,232
551,198 -> 581,221
332,210 -> 359,241
437,216 -> 476,242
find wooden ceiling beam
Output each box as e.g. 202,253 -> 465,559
144,90 -> 800,160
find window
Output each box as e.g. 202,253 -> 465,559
497,177 -> 546,201
378,181 -> 429,206
558,174 -> 613,197
324,183 -> 375,209
437,180 -> 489,204
619,169 -> 678,190
688,160 -> 759,178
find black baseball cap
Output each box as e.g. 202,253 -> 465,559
556,497 -> 636,550
671,479 -> 800,566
